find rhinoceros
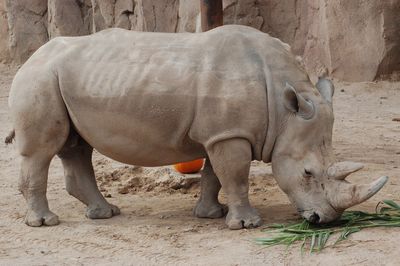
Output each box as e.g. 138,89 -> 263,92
6,25 -> 387,229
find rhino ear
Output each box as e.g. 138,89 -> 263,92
283,83 -> 299,113
316,77 -> 334,103
283,83 -> 315,119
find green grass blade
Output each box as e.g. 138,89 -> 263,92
382,200 -> 400,210
300,236 -> 307,255
256,199 -> 400,253
310,233 -> 316,253
320,232 -> 331,250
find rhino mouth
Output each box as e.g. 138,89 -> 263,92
298,209 -> 321,224
298,173 -> 388,224
301,208 -> 342,224
306,212 -> 320,223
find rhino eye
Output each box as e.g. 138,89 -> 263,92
304,169 -> 313,178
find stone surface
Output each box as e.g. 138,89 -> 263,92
223,0 -> 264,30
0,0 -> 399,81
176,0 -> 199,33
302,0 -> 400,81
140,0 -> 180,32
6,0 -> 48,64
114,0 -> 134,29
0,0 -> 9,63
91,0 -> 115,31
91,0 -> 180,32
376,1 -> 400,79
48,0 -> 91,38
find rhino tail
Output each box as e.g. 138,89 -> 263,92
5,129 -> 15,145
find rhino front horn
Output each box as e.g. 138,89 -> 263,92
327,161 -> 364,180
330,176 -> 389,210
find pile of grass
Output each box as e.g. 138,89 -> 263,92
256,200 -> 400,253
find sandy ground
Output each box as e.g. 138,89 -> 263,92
0,63 -> 399,265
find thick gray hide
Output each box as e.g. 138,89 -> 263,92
54,25 -> 296,166
8,25 -> 387,229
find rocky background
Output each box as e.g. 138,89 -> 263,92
0,0 -> 399,81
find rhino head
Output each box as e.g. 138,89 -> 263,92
270,78 -> 388,223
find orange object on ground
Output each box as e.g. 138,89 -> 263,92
174,159 -> 204,174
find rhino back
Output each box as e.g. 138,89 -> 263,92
37,25 -> 294,165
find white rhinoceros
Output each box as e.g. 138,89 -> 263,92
6,25 -> 387,229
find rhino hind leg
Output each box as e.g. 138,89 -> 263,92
20,155 -> 61,226
11,83 -> 70,226
58,131 -> 120,219
193,158 -> 227,218
207,139 -> 263,229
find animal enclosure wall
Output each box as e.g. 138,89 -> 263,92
0,0 -> 399,81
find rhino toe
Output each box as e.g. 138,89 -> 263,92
86,203 -> 120,219
194,200 -> 227,219
110,204 -> 121,216
25,210 -> 59,227
225,206 -> 263,230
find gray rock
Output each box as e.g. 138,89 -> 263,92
47,0 -> 90,38
6,0 -> 48,64
0,1 -> 10,63
0,0 -> 399,81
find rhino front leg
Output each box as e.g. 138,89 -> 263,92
207,139 -> 262,229
58,136 -> 120,219
193,158 -> 227,218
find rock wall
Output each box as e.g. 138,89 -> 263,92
5,0 -> 48,65
0,0 -> 399,81
302,0 -> 400,81
0,0 -> 8,62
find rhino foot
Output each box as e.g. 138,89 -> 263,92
226,206 -> 263,230
86,203 -> 121,219
25,210 -> 60,227
194,200 -> 227,218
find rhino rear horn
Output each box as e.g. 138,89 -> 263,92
316,77 -> 334,103
283,83 -> 315,120
327,161 -> 364,180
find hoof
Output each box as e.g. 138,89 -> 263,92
86,203 -> 120,219
194,200 -> 227,219
25,210 -> 59,227
226,207 -> 263,230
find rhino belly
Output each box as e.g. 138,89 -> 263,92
53,28 -> 266,165
61,90 -> 205,167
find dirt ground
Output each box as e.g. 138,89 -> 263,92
0,63 -> 399,265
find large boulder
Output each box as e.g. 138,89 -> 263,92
140,0 -> 180,32
303,0 -> 400,81
0,0 -> 9,63
257,0 -> 311,56
176,0 -> 200,33
223,0 -> 264,30
47,0 -> 92,38
91,0 -> 180,32
91,0 -> 117,31
0,0 -> 399,81
376,1 -> 400,79
221,0 -> 400,81
5,0 -> 48,64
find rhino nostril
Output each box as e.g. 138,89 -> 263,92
309,212 -> 320,224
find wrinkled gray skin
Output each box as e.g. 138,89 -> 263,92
7,25 -> 387,229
